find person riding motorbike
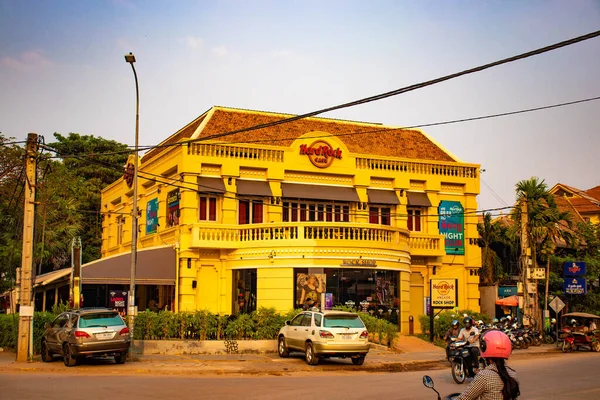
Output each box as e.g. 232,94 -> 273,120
456,330 -> 520,400
457,317 -> 480,378
445,320 -> 461,359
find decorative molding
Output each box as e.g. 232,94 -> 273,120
284,171 -> 353,185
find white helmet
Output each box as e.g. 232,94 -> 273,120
551,318 -> 556,324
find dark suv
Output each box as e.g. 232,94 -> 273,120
41,308 -> 131,366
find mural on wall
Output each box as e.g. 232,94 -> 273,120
438,200 -> 464,255
146,198 -> 159,234
166,189 -> 180,227
296,273 -> 326,308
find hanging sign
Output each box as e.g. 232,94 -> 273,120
146,198 -> 159,234
563,262 -> 586,277
430,279 -> 458,308
438,201 -> 464,255
563,278 -> 587,295
166,189 -> 180,227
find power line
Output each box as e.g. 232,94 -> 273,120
482,178 -> 510,207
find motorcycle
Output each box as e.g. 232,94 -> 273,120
448,333 -> 483,384
562,329 -> 600,352
423,375 -> 461,400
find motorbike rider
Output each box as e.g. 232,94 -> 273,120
457,316 -> 480,378
444,320 -> 461,359
456,330 -> 520,400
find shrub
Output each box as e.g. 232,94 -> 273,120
251,307 -> 286,340
418,309 -> 490,339
225,313 -> 256,339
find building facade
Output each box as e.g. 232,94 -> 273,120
100,106 -> 482,332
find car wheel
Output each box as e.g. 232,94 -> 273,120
41,341 -> 53,363
351,355 -> 365,366
278,336 -> 289,358
305,342 -> 319,366
63,344 -> 78,367
115,352 -> 128,364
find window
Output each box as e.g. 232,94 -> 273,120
290,313 -> 305,326
282,201 -> 350,222
407,207 -> 422,231
233,269 -> 257,314
314,313 -> 322,327
239,199 -> 263,224
301,314 -> 312,327
369,206 -> 391,225
323,315 -> 365,328
116,216 -> 125,245
199,196 -> 217,221
79,312 -> 124,328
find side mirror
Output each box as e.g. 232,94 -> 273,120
285,320 -> 290,326
423,375 -> 434,388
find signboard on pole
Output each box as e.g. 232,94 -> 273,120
563,262 -> 586,276
549,296 -> 565,313
430,279 -> 458,309
499,286 -> 518,297
438,201 -> 465,255
527,268 -> 546,280
563,278 -> 587,295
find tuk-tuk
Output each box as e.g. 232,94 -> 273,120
560,312 -> 600,352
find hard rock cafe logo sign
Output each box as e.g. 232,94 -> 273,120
299,140 -> 343,168
123,163 -> 134,188
432,281 -> 454,295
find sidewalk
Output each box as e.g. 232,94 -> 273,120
0,340 -> 561,376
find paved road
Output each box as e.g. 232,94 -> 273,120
1,352 -> 598,400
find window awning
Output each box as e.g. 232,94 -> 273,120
367,189 -> 400,205
281,183 -> 360,202
197,177 -> 226,194
82,246 -> 176,286
237,180 -> 273,197
407,192 -> 432,207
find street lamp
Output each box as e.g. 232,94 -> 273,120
124,52 -> 139,354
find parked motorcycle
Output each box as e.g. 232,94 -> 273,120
423,375 -> 461,400
561,329 -> 600,352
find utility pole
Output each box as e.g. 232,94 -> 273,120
16,133 -> 38,362
71,237 -> 82,309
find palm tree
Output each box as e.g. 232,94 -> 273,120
477,212 -> 502,286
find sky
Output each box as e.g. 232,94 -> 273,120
1,0 -> 600,212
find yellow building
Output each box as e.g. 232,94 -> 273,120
100,106 -> 482,332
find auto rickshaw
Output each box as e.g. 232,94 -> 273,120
560,312 -> 600,352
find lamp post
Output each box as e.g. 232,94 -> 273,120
124,52 -> 139,354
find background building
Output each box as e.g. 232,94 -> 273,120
96,106 -> 481,332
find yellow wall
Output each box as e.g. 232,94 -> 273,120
101,126 -> 481,332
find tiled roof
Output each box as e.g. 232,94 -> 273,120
568,197 -> 600,214
554,196 -> 585,223
584,185 -> 600,202
143,106 -> 458,163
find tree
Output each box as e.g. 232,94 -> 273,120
477,212 -> 503,285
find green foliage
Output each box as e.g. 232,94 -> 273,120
251,307 -> 286,340
332,305 -> 398,346
0,312 -> 55,354
225,313 -> 256,339
418,310 -> 490,339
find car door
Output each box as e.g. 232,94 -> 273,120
46,313 -> 68,352
286,313 -> 307,350
298,313 -> 313,344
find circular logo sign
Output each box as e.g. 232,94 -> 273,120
435,281 -> 452,295
299,140 -> 343,169
123,163 -> 134,188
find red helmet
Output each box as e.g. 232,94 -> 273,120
480,330 -> 512,359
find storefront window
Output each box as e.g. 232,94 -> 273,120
407,207 -> 422,231
294,268 -> 399,323
233,269 -> 257,314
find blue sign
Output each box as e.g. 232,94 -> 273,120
563,278 -> 587,295
563,262 -> 586,277
438,201 -> 464,255
498,286 -> 518,297
146,198 -> 159,234
426,297 -> 431,316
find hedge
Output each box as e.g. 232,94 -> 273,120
418,309 -> 490,340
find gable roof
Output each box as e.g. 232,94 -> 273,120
142,106 -> 458,163
584,185 -> 600,202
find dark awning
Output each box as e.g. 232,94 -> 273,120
407,192 -> 432,207
367,189 -> 400,205
237,180 -> 273,197
281,183 -> 360,202
197,177 -> 226,194
82,246 -> 176,285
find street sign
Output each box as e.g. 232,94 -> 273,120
549,296 -> 565,313
563,278 -> 587,295
563,262 -> 586,277
527,267 -> 546,280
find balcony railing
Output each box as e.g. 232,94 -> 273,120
356,157 -> 478,179
189,222 -> 409,250
408,232 -> 446,257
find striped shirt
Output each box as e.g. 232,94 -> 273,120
456,364 -> 519,400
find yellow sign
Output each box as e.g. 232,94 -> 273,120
527,268 -> 546,280
430,279 -> 458,308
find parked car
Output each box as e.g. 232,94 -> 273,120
41,308 -> 131,366
277,310 -> 369,365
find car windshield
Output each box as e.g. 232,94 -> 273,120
323,315 -> 364,328
78,313 -> 124,328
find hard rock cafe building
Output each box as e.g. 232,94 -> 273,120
95,106 -> 481,332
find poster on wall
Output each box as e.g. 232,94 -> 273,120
430,279 -> 458,309
296,273 -> 326,308
166,189 -> 180,227
146,198 -> 159,234
109,290 -> 128,317
438,201 -> 465,255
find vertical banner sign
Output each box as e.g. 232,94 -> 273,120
430,279 -> 458,308
438,201 -> 465,255
109,290 -> 128,316
146,198 -> 159,234
166,189 -> 180,227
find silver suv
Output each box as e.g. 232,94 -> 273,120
277,310 -> 370,365
41,308 -> 131,366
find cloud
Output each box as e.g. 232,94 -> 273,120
184,36 -> 204,50
212,45 -> 229,57
0,50 -> 53,71
271,49 -> 294,59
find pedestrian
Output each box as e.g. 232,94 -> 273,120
456,330 -> 520,400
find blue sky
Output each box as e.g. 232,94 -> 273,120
1,0 -> 600,211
